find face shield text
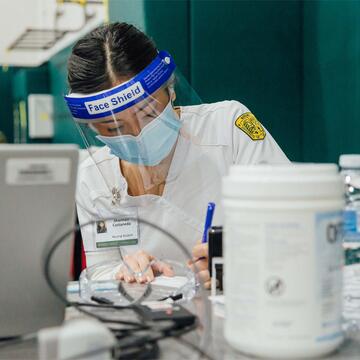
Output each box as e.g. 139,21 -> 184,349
84,82 -> 145,115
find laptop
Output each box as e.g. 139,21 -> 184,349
0,144 -> 79,336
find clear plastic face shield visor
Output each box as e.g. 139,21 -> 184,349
65,51 -> 201,192
64,52 -> 212,310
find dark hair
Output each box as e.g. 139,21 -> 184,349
67,22 -> 158,94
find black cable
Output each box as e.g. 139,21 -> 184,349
0,333 -> 37,350
72,306 -> 147,329
41,321 -> 213,360
91,295 -> 114,305
116,342 -> 160,360
42,216 -> 212,359
42,222 -> 144,325
71,302 -> 151,329
63,305 -> 210,360
1,218 -> 212,358
72,301 -> 133,310
59,324 -> 178,360
148,319 -> 214,360
131,321 -> 214,360
43,216 -> 209,320
157,293 -> 183,301
118,281 -> 152,304
64,329 -> 212,360
44,221 -> 179,304
0,336 -> 18,342
115,246 -> 153,306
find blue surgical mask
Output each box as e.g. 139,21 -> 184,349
96,102 -> 182,166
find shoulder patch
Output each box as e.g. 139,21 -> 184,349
235,112 -> 266,141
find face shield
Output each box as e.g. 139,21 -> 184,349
66,51 -> 204,192
66,51 -> 198,168
65,51 -> 218,294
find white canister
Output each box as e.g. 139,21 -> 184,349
222,164 -> 344,359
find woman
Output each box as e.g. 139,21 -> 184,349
65,22 -> 289,288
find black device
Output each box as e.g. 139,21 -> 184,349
208,226 -> 223,290
136,303 -> 196,328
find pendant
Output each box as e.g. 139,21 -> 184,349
111,187 -> 121,205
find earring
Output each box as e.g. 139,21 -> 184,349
169,87 -> 176,103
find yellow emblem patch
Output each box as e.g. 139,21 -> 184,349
235,112 -> 266,141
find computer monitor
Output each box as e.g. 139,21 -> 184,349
0,144 -> 79,336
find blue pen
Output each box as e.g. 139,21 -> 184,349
202,202 -> 216,243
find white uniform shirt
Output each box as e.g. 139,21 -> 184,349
76,100 -> 289,270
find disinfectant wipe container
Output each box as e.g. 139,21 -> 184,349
222,164 -> 344,359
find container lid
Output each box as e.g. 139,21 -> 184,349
339,154 -> 360,169
222,163 -> 343,200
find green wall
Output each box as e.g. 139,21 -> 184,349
0,68 -> 14,143
303,0 -> 360,163
12,65 -> 50,143
2,0 -> 360,165
0,66 -> 50,144
190,0 -> 303,161
117,0 -> 359,164
144,0 -> 190,80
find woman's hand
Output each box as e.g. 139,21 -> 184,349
189,243 -> 211,289
115,250 -> 174,283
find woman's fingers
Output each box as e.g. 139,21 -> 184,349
136,251 -> 155,283
204,280 -> 211,290
190,242 -> 213,289
152,261 -> 174,277
198,269 -> 210,285
117,247 -> 212,287
115,269 -> 124,281
188,258 -> 208,272
116,263 -> 211,288
117,251 -> 155,283
192,243 -> 208,259
187,259 -> 212,289
122,254 -> 142,282
116,266 -> 135,283
116,251 -> 174,283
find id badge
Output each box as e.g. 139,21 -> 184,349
95,208 -> 139,249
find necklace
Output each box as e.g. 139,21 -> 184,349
119,160 -> 167,196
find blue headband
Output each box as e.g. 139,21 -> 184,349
64,50 -> 176,121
